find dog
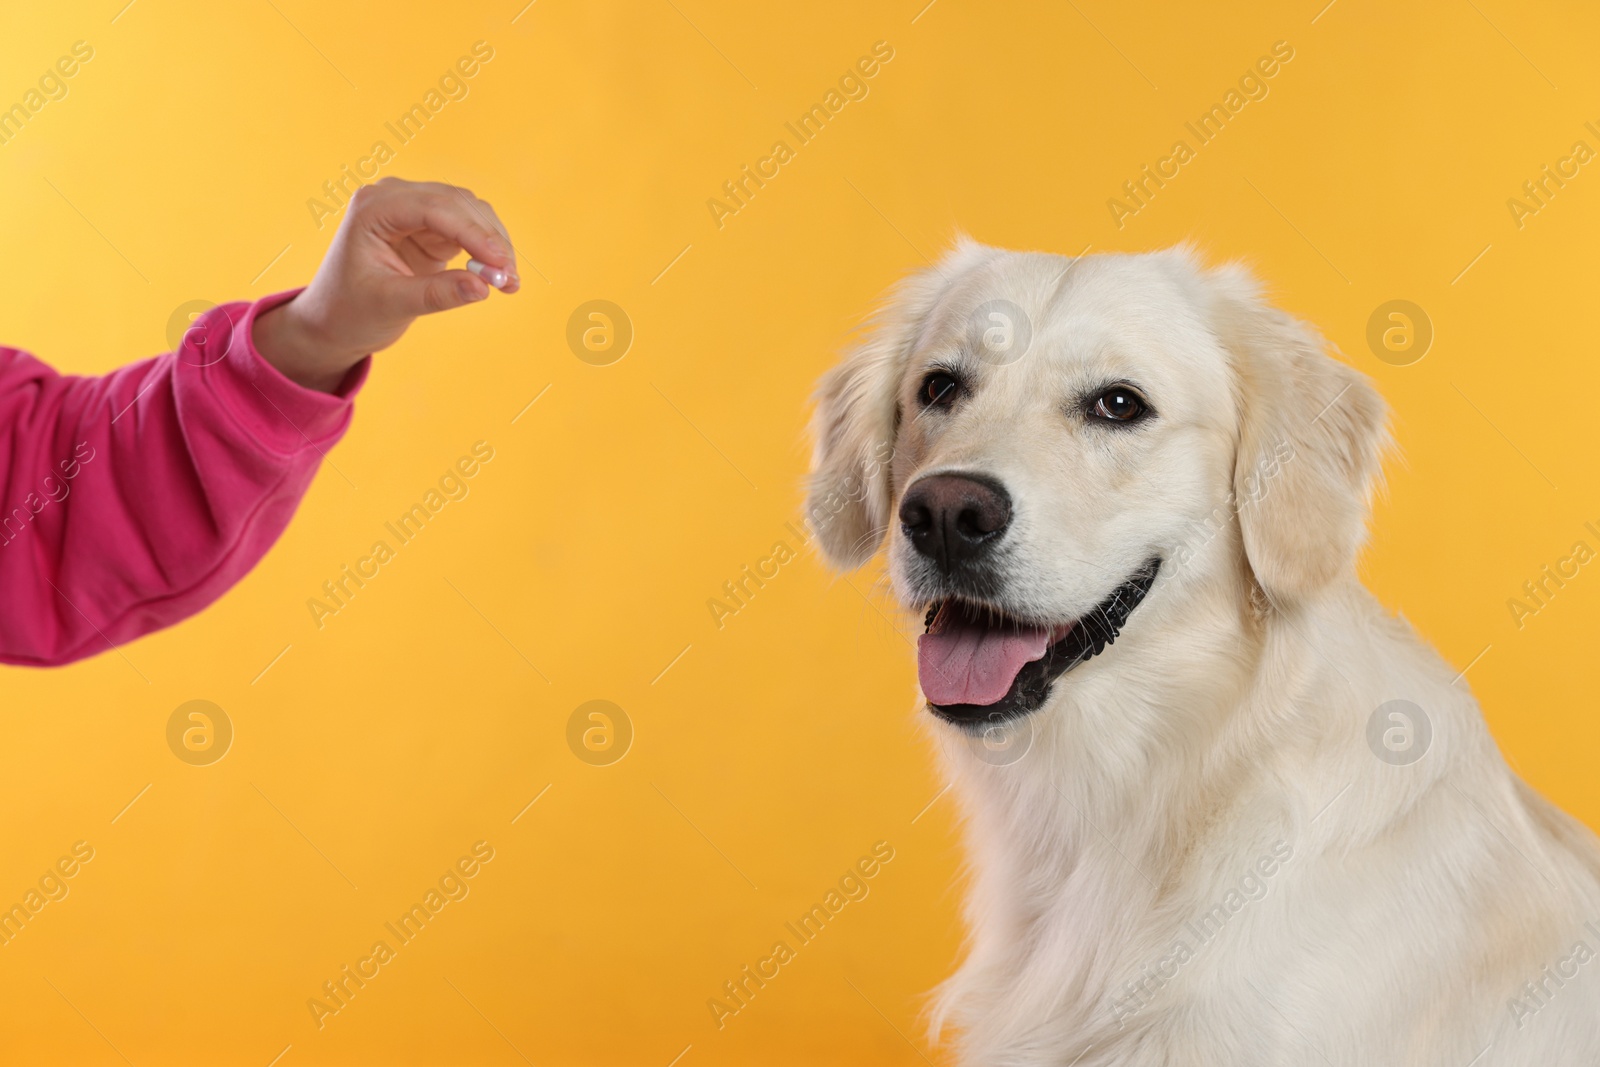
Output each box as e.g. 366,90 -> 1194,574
806,241 -> 1600,1065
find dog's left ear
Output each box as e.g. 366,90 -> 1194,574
1205,262 -> 1389,603
806,240 -> 994,570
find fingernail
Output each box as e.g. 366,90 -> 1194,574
460,278 -> 487,302
487,236 -> 510,258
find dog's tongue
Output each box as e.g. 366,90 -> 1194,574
918,603 -> 1053,707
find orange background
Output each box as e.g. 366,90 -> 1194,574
0,1 -> 1596,1063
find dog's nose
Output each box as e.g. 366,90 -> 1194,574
899,474 -> 1012,571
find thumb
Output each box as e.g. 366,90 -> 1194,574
386,269 -> 490,317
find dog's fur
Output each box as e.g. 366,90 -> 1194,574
807,242 -> 1600,1065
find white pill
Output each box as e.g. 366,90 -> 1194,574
466,258 -> 509,290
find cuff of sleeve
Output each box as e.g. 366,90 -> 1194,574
198,288 -> 370,456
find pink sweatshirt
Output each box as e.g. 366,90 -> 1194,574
0,289 -> 365,666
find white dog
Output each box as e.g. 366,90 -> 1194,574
806,241 -> 1600,1065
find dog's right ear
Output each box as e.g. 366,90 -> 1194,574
806,242 -> 990,570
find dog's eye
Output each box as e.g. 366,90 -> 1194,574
1089,388 -> 1146,423
921,371 -> 961,408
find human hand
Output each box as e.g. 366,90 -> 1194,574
252,177 -> 519,393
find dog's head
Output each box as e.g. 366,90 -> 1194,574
807,241 -> 1386,728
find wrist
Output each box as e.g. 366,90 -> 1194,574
251,297 -> 364,394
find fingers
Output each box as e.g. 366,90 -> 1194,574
464,196 -> 520,293
382,268 -> 489,318
407,229 -> 463,265
423,182 -> 520,291
358,178 -> 517,285
396,234 -> 447,278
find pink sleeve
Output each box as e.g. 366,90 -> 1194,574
0,289 -> 368,667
